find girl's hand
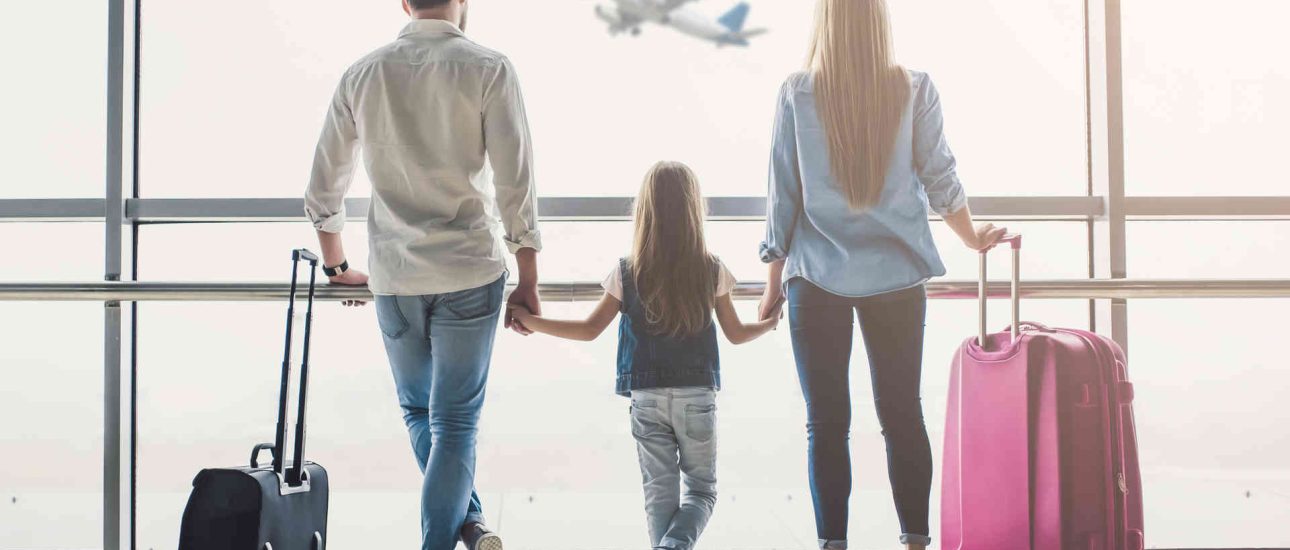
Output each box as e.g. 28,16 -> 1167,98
766,310 -> 782,330
966,223 -> 1008,252
758,288 -> 785,321
506,303 -> 535,324
766,297 -> 786,330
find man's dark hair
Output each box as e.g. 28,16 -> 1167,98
408,0 -> 452,10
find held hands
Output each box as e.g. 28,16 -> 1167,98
506,302 -> 536,326
505,283 -> 541,336
762,303 -> 784,331
966,223 -> 1008,252
328,268 -> 370,307
758,290 -> 786,325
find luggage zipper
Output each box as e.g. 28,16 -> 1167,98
1057,328 -> 1125,544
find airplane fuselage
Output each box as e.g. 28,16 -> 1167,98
663,8 -> 743,45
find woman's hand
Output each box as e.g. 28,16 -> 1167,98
759,288 -> 785,322
941,206 -> 1007,253
965,223 -> 1008,252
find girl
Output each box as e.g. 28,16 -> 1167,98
509,160 -> 781,550
757,1 -> 1006,549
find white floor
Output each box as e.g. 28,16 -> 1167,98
3,470 -> 1288,549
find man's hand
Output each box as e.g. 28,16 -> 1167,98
505,283 -> 540,335
315,231 -> 368,306
329,268 -> 370,307
507,247 -> 541,335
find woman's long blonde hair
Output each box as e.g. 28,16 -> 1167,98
807,0 -> 910,210
630,161 -> 715,338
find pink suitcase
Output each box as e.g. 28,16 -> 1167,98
941,235 -> 1144,550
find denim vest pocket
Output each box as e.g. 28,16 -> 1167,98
375,297 -> 410,339
685,403 -> 716,442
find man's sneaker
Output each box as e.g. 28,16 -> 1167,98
460,522 -> 503,550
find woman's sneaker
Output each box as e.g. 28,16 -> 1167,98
460,522 -> 503,550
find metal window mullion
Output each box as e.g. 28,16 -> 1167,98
1086,0 -> 1130,353
104,0 -> 126,549
127,0 -> 143,547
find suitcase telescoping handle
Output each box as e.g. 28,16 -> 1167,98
270,248 -> 319,488
978,234 -> 1023,348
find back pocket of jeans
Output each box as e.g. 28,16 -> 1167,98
443,279 -> 502,319
375,297 -> 410,339
630,401 -> 659,438
685,404 -> 716,443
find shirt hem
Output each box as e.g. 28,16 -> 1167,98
783,273 -> 930,299
369,266 -> 508,297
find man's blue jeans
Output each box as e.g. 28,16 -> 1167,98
374,275 -> 505,550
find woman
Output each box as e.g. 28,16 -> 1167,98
757,1 -> 1005,548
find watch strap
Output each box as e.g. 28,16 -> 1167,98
323,260 -> 349,278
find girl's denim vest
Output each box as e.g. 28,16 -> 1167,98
615,258 -> 721,397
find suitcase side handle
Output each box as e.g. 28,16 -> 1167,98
978,234 -> 1022,348
250,442 -> 276,469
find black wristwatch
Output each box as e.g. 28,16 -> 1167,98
323,260 -> 349,278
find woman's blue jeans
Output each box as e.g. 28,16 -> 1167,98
787,279 -> 933,548
374,275 -> 505,550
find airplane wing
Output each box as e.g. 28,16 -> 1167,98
734,28 -> 768,39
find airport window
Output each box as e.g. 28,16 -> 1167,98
0,303 -> 104,549
1128,299 -> 1290,549
1123,0 -> 1290,195
0,224 -> 106,282
140,0 -> 1088,198
0,2 -> 107,198
1128,221 -> 1290,279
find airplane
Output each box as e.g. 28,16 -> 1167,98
595,0 -> 768,47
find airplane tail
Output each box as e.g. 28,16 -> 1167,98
718,2 -> 751,33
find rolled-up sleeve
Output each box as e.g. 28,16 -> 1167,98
760,80 -> 803,263
912,75 -> 968,216
304,76 -> 360,234
483,57 -> 542,253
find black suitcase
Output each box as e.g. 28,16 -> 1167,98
179,249 -> 329,550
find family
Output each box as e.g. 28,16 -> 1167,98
302,1 -> 1006,549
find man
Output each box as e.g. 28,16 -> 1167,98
303,0 -> 541,548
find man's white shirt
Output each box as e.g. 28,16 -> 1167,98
305,19 -> 541,296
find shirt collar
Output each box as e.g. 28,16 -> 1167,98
399,19 -> 464,39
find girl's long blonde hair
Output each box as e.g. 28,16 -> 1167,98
630,161 -> 715,338
807,0 -> 910,210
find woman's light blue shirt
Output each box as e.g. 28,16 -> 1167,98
760,70 -> 968,297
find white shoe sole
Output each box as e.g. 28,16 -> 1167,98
474,533 -> 503,550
